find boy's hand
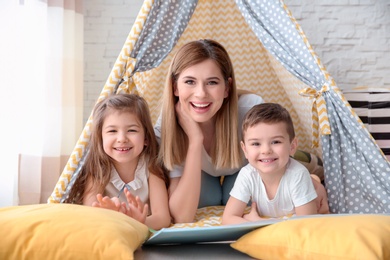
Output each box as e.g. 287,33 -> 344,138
243,202 -> 263,222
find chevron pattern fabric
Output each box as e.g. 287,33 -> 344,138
136,0 -> 319,155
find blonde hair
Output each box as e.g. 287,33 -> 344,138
66,94 -> 168,204
159,39 -> 242,170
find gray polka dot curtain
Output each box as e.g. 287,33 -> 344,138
236,0 -> 390,213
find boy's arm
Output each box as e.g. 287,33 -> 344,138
294,199 -> 317,216
222,197 -> 251,225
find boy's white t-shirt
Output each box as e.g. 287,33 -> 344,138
230,158 -> 317,218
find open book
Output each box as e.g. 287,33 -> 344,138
144,218 -> 282,245
144,214 -> 354,245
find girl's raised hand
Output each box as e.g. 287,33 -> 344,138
123,188 -> 148,224
92,194 -> 127,213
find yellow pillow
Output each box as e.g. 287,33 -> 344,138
0,203 -> 149,260
231,214 -> 390,259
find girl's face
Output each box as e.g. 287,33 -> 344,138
102,110 -> 146,168
174,59 -> 229,123
240,122 -> 297,178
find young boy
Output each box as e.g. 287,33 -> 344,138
222,103 -> 318,225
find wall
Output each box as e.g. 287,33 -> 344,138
83,0 -> 390,123
287,0 -> 390,90
83,0 -> 143,122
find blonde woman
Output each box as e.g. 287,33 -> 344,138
154,39 -> 263,222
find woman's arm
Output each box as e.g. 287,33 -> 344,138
146,174 -> 171,230
168,102 -> 204,223
168,139 -> 203,223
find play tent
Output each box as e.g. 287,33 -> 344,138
48,0 -> 390,214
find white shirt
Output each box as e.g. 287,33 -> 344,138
230,158 -> 317,218
104,158 -> 149,204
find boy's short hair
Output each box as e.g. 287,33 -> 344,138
242,103 -> 295,141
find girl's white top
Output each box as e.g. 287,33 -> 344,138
105,158 -> 149,204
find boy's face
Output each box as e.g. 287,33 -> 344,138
241,122 -> 297,177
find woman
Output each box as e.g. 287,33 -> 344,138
154,39 -> 263,222
154,39 -> 328,223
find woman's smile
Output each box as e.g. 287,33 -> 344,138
175,59 -> 228,123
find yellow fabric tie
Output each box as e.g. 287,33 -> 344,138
117,57 -> 138,94
299,83 -> 331,148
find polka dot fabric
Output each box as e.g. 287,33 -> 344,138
131,0 -> 198,72
323,90 -> 390,213
235,0 -> 390,213
235,0 -> 324,90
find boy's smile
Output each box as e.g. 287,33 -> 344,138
241,122 -> 297,178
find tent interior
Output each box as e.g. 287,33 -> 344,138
50,0 -> 390,215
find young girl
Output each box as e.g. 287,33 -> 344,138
65,93 -> 171,230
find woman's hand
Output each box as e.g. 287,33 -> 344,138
175,101 -> 203,141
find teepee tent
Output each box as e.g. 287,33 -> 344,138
49,0 -> 390,214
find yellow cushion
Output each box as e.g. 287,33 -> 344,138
0,203 -> 149,260
231,214 -> 390,259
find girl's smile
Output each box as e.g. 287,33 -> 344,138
102,110 -> 146,169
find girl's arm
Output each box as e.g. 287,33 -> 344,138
82,178 -> 99,206
168,102 -> 204,223
222,197 -> 254,225
294,199 -> 317,216
84,177 -> 126,213
146,174 -> 171,230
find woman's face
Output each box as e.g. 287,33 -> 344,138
174,59 -> 229,123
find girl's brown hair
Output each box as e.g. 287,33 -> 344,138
159,39 -> 242,170
65,94 -> 168,204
